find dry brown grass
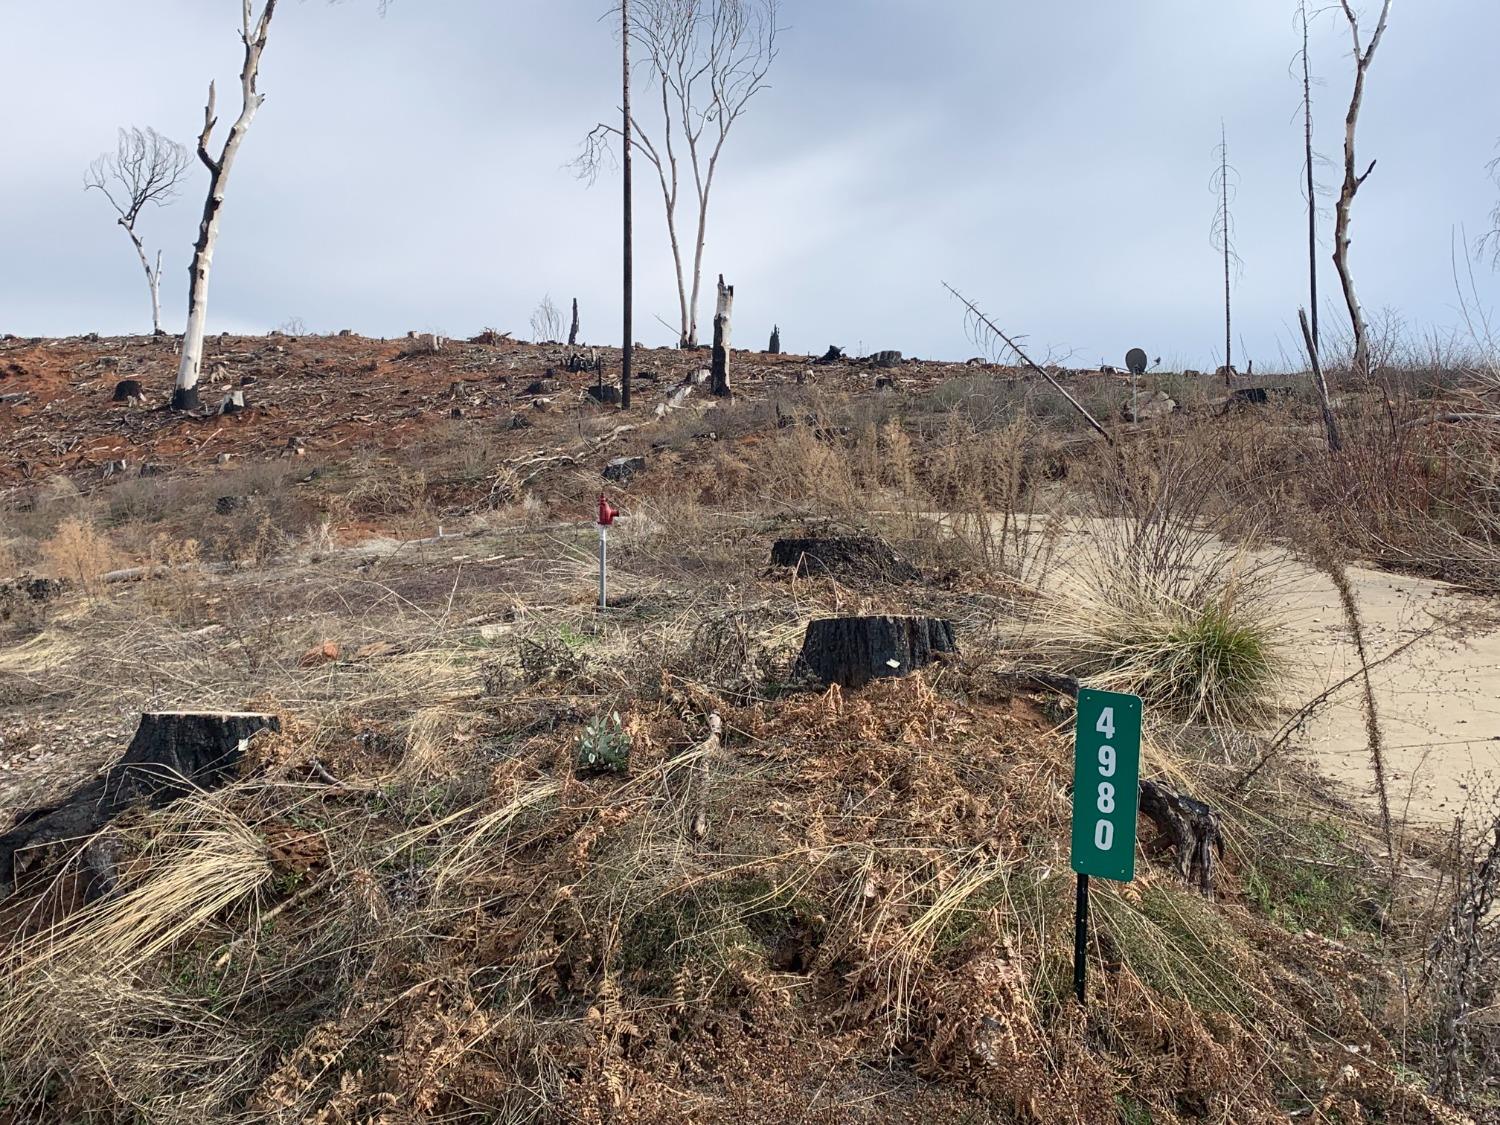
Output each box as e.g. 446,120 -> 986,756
38,516 -> 119,595
1,360 -> 1496,1122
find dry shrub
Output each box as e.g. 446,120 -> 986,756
918,415 -> 1050,577
140,534 -> 210,624
879,417 -> 917,495
1319,404 -> 1500,590
1147,383 -> 1500,593
1021,561 -> 1286,725
0,536 -> 22,579
764,423 -> 861,513
0,791 -> 273,1122
39,515 -> 119,594
693,445 -> 754,506
347,463 -> 432,522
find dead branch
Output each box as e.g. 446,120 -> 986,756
942,283 -> 1113,443
1301,307 -> 1344,452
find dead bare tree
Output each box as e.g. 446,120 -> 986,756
621,0 -> 634,409
531,295 -> 564,343
1210,124 -> 1243,378
943,282 -> 1113,444
84,128 -> 191,336
1297,0 -> 1321,351
173,0 -> 280,411
577,0 -> 780,349
1482,143 -> 1500,267
1301,307 -> 1343,452
1332,0 -> 1395,383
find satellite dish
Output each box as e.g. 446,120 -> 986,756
1125,348 -> 1149,376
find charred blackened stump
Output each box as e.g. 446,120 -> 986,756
1138,778 -> 1225,893
770,537 -> 920,584
797,615 -> 957,689
0,711 -> 279,900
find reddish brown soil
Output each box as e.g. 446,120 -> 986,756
0,334 -> 984,490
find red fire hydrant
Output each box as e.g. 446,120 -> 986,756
597,494 -> 620,527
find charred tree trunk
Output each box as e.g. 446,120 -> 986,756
620,0 -> 633,410
1301,0 -> 1319,352
1138,778 -> 1225,893
768,324 -> 781,354
174,1 -> 279,411
711,274 -> 733,397
1221,126 -> 1233,376
771,536 -> 919,583
569,297 -> 580,347
0,711 -> 279,899
798,615 -> 956,689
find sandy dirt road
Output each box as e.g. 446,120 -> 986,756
990,514 -> 1500,826
1273,561 -> 1500,827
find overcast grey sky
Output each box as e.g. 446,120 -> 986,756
1,1 -> 1497,368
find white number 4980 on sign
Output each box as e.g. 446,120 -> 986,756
1072,691 -> 1141,882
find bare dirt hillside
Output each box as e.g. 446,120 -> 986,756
1,333 -> 1496,1121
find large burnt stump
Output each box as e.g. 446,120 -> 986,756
1138,778 -> 1225,893
111,378 -> 145,404
770,536 -> 919,584
798,615 -> 956,689
0,711 -> 279,900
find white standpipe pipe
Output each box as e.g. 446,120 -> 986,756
598,525 -> 608,609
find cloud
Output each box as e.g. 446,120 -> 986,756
2,0 -> 1497,369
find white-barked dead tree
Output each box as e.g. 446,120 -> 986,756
577,0 -> 780,349
1332,0 -> 1395,382
85,127 -> 191,337
173,0 -> 280,411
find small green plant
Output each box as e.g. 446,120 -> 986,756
575,712 -> 630,775
1242,818 -> 1375,937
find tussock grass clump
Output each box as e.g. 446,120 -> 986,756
1022,567 -> 1286,725
0,790 -> 274,1121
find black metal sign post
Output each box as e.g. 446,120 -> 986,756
1070,688 -> 1142,1009
1073,873 -> 1090,1005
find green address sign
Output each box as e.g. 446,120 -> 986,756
1070,688 -> 1142,882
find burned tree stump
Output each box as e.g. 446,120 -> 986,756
0,711 -> 279,899
768,325 -> 781,354
0,575 -> 66,626
111,378 -> 145,403
711,274 -> 734,397
798,615 -> 956,689
1138,778 -> 1225,893
771,536 -> 919,584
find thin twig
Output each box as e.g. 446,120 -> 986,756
941,283 -> 1113,443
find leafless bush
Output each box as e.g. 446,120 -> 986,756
530,295 -> 563,344
39,517 -> 119,595
1428,811 -> 1500,1104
